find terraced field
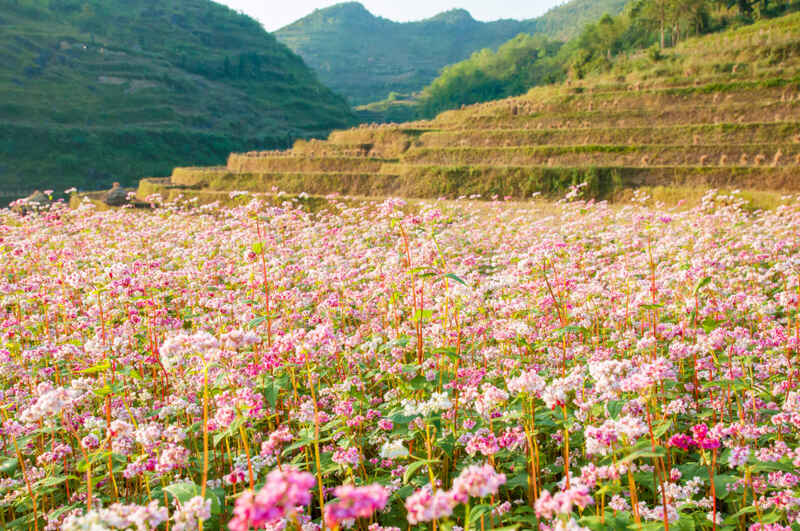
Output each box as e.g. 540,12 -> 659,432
136,13 -> 800,204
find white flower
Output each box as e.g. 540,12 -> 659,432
380,440 -> 409,460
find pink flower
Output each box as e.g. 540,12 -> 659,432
228,467 -> 315,531
404,487 -> 456,524
729,446 -> 750,467
535,487 -> 594,520
450,463 -> 506,503
332,447 -> 361,466
324,483 -> 389,527
260,425 -> 293,457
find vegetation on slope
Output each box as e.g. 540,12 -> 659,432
274,0 -> 627,105
366,0 -> 800,120
0,0 -> 354,196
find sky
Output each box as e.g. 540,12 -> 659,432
216,0 -> 567,32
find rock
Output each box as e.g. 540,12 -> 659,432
11,190 -> 51,214
104,182 -> 129,206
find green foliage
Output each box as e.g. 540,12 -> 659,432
416,34 -> 564,118
275,0 -> 628,105
404,0 -> 800,117
0,0 -> 355,197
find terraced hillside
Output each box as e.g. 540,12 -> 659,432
138,13 -> 800,205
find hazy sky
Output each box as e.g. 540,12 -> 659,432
216,0 -> 566,32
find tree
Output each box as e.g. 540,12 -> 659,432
634,0 -> 675,48
671,0 -> 709,43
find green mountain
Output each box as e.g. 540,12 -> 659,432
274,0 -> 627,105
0,0 -> 354,196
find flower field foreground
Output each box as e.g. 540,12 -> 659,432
1,191 -> 799,531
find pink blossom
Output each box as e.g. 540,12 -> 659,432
324,484 -> 389,527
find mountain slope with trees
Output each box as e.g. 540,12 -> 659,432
362,0 -> 800,120
0,0 -> 354,196
274,0 -> 627,105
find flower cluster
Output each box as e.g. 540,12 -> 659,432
1,192 -> 799,531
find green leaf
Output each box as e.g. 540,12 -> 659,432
676,514 -> 696,531
751,460 -> 795,473
723,505 -> 757,525
701,318 -> 721,333
403,459 -> 439,484
505,473 -> 529,489
412,309 -> 433,323
378,336 -> 410,352
759,511 -> 783,524
468,504 -> 493,525
693,276 -> 712,295
282,436 -> 313,455
0,458 -> 18,473
121,367 -> 142,381
212,417 -> 244,448
619,448 -> 665,464
653,419 -> 672,440
553,325 -> 585,337
93,384 -> 113,398
251,242 -> 264,255
640,303 -> 663,310
165,481 -> 201,502
165,481 -> 222,515
444,273 -> 467,286
79,360 -> 111,374
34,475 -> 71,489
713,474 -> 737,500
263,382 -> 278,408
248,316 -> 266,329
607,400 -> 625,419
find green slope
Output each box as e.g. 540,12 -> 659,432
274,0 -> 627,106
0,0 -> 354,195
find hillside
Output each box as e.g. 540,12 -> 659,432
0,0 -> 354,196
357,0 -> 800,122
136,11 -> 800,208
274,0 -> 627,105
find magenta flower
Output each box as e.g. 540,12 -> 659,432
668,434 -> 694,451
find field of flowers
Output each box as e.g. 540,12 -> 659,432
1,190 -> 799,531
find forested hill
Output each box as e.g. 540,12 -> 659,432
274,0 -> 627,105
0,0 -> 354,196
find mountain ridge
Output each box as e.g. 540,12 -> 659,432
274,0 -> 627,104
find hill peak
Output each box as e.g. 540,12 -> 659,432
428,8 -> 476,24
276,0 -> 628,104
301,2 -> 376,24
